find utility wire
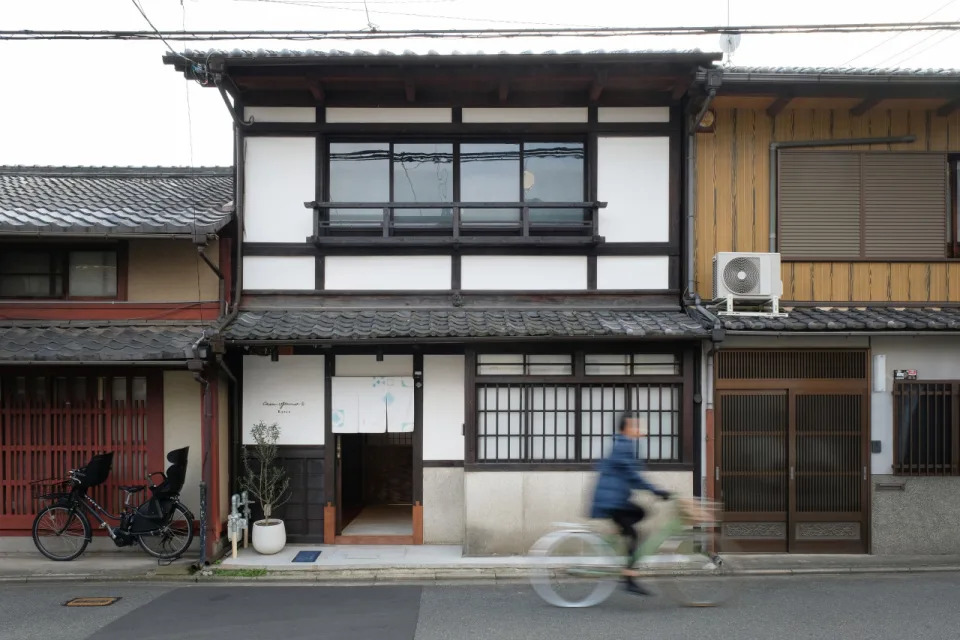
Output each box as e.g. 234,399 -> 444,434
5,21 -> 960,41
842,0 -> 958,65
879,26 -> 960,66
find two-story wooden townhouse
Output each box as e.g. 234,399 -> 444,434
687,66 -> 960,556
0,166 -> 235,558
165,48 -> 722,554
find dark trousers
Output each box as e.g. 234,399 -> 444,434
609,503 -> 646,568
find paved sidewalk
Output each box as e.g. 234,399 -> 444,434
4,543 -> 960,584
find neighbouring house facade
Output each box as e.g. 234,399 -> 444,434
0,166 -> 235,556
165,49 -> 723,554
688,67 -> 960,554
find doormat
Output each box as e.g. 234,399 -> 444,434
63,597 -> 121,607
292,550 -> 322,563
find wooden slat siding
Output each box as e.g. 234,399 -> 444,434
695,105 -> 960,302
778,151 -> 862,259
862,153 -> 947,260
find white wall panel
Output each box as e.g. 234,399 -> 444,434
324,255 -> 450,290
335,355 -> 413,377
461,256 -> 587,290
244,137 -> 316,242
424,355 -> 465,460
596,256 -> 670,290
461,108 -> 588,123
243,256 -> 315,290
597,107 -> 670,123
597,137 -> 670,243
243,107 -> 316,123
242,355 -> 326,446
324,108 -> 451,123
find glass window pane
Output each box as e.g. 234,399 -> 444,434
477,354 -> 523,375
393,143 -> 454,230
69,251 -> 117,297
633,354 -> 679,375
523,142 -> 585,226
526,354 -> 573,375
460,143 -> 520,225
0,275 -> 60,297
0,251 -> 55,275
585,354 -> 630,376
132,377 -> 148,402
329,142 -> 390,226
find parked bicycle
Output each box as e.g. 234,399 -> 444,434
528,497 -> 741,608
31,447 -> 194,561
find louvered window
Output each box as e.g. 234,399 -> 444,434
778,151 -> 947,260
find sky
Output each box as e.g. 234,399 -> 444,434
1,0 -> 960,167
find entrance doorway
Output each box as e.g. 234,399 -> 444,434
338,432 -> 414,537
714,349 -> 870,553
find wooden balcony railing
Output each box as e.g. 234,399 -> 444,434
303,201 -> 607,245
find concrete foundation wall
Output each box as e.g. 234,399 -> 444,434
423,467 -> 464,544
872,475 -> 960,555
463,470 -> 691,555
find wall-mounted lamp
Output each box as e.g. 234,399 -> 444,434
376,352 -> 385,362
270,348 -> 279,362
872,354 -> 886,393
696,109 -> 717,134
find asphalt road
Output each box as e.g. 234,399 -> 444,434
2,573 -> 959,640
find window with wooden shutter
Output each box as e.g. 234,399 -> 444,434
778,151 -> 948,260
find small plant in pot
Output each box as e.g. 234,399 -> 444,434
241,421 -> 290,555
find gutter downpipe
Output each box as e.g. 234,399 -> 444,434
693,293 -> 723,502
685,72 -> 720,298
768,135 -> 917,252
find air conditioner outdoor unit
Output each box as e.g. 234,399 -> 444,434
712,252 -> 787,316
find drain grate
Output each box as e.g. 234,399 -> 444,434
63,597 -> 122,607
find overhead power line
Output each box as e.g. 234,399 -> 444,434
3,21 -> 960,41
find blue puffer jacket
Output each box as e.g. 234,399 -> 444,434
589,435 -> 666,518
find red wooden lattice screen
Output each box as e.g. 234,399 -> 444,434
0,398 -> 150,531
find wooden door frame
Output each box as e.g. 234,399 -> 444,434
322,351 -> 424,545
714,348 -> 871,554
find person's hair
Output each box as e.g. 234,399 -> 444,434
617,412 -> 636,433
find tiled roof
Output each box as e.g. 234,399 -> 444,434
709,307 -> 960,333
224,309 -> 709,342
718,65 -> 960,77
0,323 -> 206,362
0,166 -> 234,237
176,47 -> 716,62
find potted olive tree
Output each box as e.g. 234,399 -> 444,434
241,421 -> 290,555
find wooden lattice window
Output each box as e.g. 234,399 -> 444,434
893,381 -> 960,476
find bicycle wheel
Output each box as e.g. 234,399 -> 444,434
32,505 -> 91,561
528,529 -> 620,608
137,502 -> 194,560
657,528 -> 741,607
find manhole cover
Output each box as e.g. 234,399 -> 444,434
63,597 -> 122,607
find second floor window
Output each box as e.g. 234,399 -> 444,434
0,248 -> 118,299
327,141 -> 586,233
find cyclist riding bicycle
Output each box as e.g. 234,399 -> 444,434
589,412 -> 671,596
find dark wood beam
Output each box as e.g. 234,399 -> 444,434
671,82 -> 688,101
307,79 -> 325,103
766,96 -> 792,118
936,97 -> 960,117
588,73 -> 606,102
498,81 -> 509,104
850,97 -> 882,116
405,81 -> 416,103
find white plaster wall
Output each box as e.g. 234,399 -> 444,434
243,256 -> 315,290
324,256 -> 450,291
597,137 -> 670,243
463,470 -> 691,555
163,371 -> 202,514
324,108 -> 451,123
242,355 -> 325,446
596,256 -> 670,290
424,467 -> 465,544
423,355 -> 465,461
335,355 -> 413,377
462,108 -> 588,123
597,107 -> 670,123
243,137 -> 316,243
461,255 -> 587,290
869,336 -> 960,475
243,107 -> 316,123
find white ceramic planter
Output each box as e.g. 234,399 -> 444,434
251,519 -> 286,555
